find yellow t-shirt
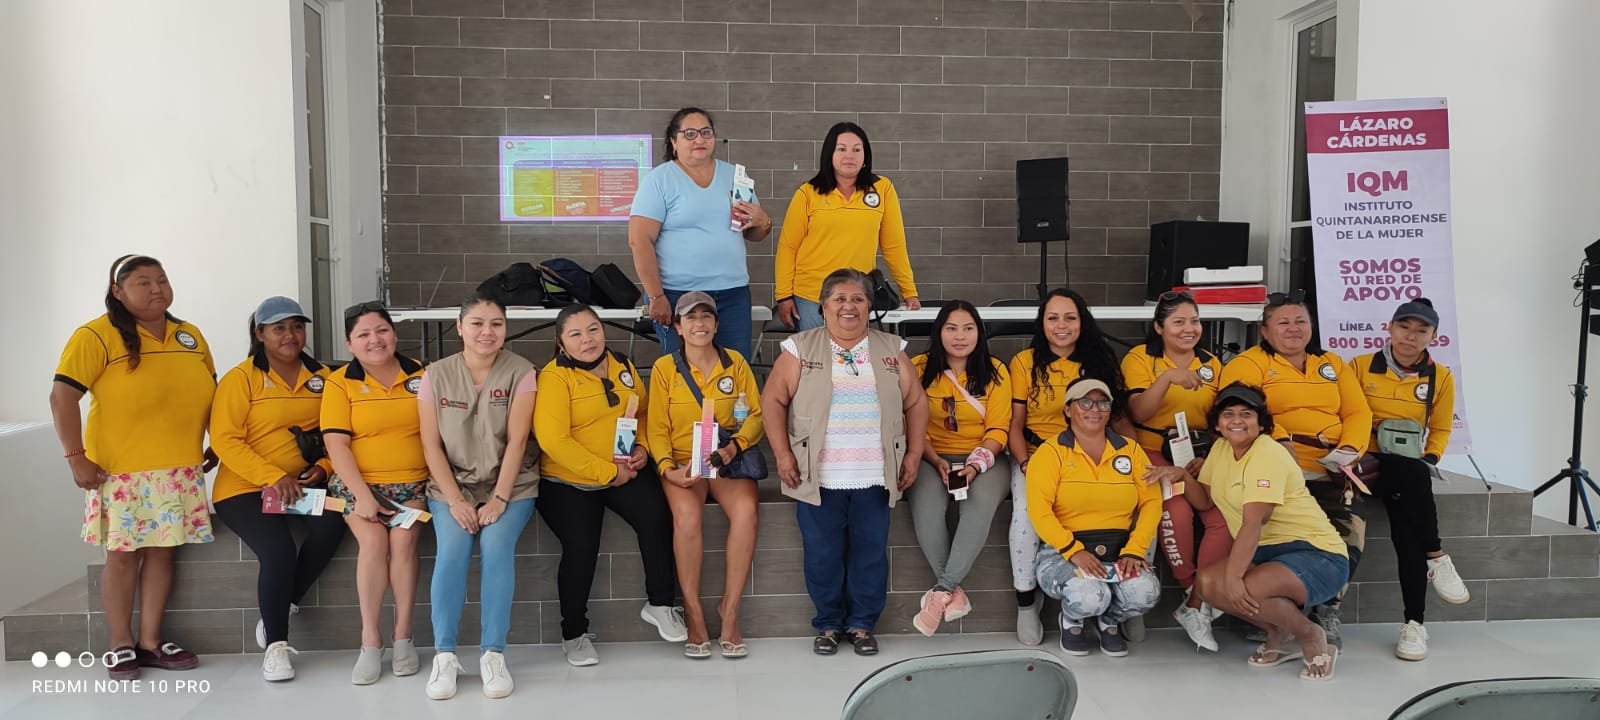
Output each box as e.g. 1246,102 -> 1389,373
913,354 -> 1012,456
1198,434 -> 1347,557
1121,344 -> 1223,453
1350,351 -> 1456,460
1009,348 -> 1085,450
53,315 -> 216,474
774,177 -> 917,302
645,349 -> 765,473
1024,428 -> 1160,560
535,352 -> 649,488
320,355 -> 428,485
210,355 -> 334,502
1219,346 -> 1372,472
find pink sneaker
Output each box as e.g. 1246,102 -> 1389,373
914,589 -> 952,636
943,586 -> 973,622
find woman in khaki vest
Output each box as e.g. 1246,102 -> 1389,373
763,268 -> 928,657
417,293 -> 538,700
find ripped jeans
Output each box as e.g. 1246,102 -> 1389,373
1036,545 -> 1162,625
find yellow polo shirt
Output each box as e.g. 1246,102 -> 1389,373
1025,428 -> 1160,560
914,354 -> 1012,456
645,348 -> 764,473
53,315 -> 216,474
1219,347 -> 1372,472
1198,434 -> 1347,557
535,352 -> 649,488
1350,351 -> 1456,460
774,177 -> 917,302
1009,348 -> 1085,451
1121,344 -> 1223,453
320,355 -> 428,485
211,355 -> 335,502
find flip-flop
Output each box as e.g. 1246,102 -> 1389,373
1300,645 -> 1339,681
719,640 -> 748,659
1247,642 -> 1304,667
683,641 -> 712,659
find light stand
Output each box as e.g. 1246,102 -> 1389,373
1533,251 -> 1600,531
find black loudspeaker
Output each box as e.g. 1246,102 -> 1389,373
1016,158 -> 1069,244
1145,220 -> 1250,300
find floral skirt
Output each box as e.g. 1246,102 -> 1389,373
83,465 -> 214,552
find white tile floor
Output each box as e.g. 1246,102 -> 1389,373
3,620 -> 1599,720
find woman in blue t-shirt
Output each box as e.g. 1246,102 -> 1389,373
628,107 -> 772,358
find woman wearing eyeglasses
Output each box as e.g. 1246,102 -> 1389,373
1219,290 -> 1372,646
906,301 -> 1011,636
629,107 -> 772,358
533,304 -> 683,668
773,122 -> 920,331
1121,291 -> 1229,650
1026,378 -> 1162,657
1006,288 -> 1126,645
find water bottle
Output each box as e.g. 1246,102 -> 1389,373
733,392 -> 750,425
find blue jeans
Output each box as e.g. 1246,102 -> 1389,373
793,296 -> 825,331
796,486 -> 890,632
1252,540 -> 1351,608
428,497 -> 535,652
655,285 -> 753,359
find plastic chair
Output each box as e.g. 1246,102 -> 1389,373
840,649 -> 1076,720
895,299 -> 953,339
1387,677 -> 1600,720
987,298 -> 1040,340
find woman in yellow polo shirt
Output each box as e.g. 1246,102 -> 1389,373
774,121 -> 920,330
49,254 -> 215,680
907,301 -> 1012,636
645,292 -> 765,659
535,304 -> 684,667
1121,290 -> 1229,650
1187,383 -> 1349,681
1218,290 -> 1371,644
1005,288 -> 1125,645
1351,298 -> 1469,662
1025,378 -> 1161,658
210,296 -> 343,683
321,301 -> 428,686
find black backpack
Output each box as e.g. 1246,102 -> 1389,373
475,262 -> 548,307
538,258 -> 593,307
590,263 -> 642,308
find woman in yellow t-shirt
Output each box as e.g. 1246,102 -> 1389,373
49,255 -> 215,680
321,302 -> 428,685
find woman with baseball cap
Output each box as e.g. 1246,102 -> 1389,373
1351,298 -> 1469,661
210,296 -> 343,682
646,291 -> 765,659
1025,377 -> 1162,657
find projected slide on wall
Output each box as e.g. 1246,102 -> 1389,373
499,135 -> 653,222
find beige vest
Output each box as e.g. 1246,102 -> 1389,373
782,328 -> 908,507
427,350 -> 540,504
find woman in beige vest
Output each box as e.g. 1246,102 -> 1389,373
416,293 -> 538,700
763,268 -> 928,657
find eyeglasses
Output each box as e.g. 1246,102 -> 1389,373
344,300 -> 386,320
601,378 -> 620,407
1266,290 -> 1307,307
1158,290 -> 1195,303
836,349 -> 860,376
676,127 -> 715,141
943,397 -> 958,432
1070,398 -> 1114,412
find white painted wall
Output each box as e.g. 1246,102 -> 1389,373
0,426 -> 104,616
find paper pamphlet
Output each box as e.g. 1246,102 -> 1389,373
261,486 -> 347,516
730,164 -> 756,230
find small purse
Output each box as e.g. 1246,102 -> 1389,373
867,269 -> 902,313
672,352 -> 768,480
1375,418 -> 1426,459
288,425 -> 326,465
1072,529 -> 1131,561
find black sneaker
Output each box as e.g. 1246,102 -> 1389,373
1059,624 -> 1091,656
1097,619 -> 1128,657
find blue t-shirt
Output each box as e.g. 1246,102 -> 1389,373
630,159 -> 753,292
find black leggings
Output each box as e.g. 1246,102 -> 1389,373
214,493 -> 347,645
1377,453 -> 1442,624
537,473 -> 676,640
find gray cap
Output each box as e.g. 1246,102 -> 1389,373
1392,298 -> 1439,328
674,290 -> 718,319
253,296 -> 310,326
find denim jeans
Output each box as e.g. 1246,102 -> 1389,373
655,285 -> 753,359
793,296 -> 825,331
797,486 -> 890,632
427,497 -> 535,652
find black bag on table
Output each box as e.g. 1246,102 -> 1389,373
475,262 -> 548,307
868,268 -> 902,313
538,258 -> 593,306
590,263 -> 642,309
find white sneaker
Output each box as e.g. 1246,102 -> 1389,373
256,603 -> 299,650
640,604 -> 689,642
1428,554 -> 1471,604
426,652 -> 462,700
480,651 -> 513,699
1396,620 -> 1429,661
261,641 -> 297,682
563,634 -> 600,667
1173,604 -> 1219,652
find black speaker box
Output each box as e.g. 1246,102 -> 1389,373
1016,157 -> 1069,244
1145,220 -> 1250,300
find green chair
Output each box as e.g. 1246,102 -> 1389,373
841,649 -> 1076,720
1388,677 -> 1600,719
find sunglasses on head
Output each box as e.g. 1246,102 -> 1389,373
344,300 -> 386,320
1070,397 -> 1113,412
1266,290 -> 1307,307
1158,290 -> 1195,303
943,397 -> 958,432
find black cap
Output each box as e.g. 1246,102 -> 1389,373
1392,298 -> 1439,328
1215,383 -> 1267,411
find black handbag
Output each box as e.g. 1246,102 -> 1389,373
288,425 -> 326,465
475,262 -> 548,307
671,352 -> 767,480
1072,529 -> 1131,561
867,269 -> 902,313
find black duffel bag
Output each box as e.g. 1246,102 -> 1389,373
475,262 -> 548,307
590,263 -> 642,309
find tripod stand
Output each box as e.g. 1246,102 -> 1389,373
1534,260 -> 1600,531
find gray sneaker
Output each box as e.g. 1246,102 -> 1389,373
640,604 -> 689,642
1059,622 -> 1091,656
1097,618 -> 1128,657
1121,614 -> 1146,643
1312,604 -> 1343,648
1017,600 -> 1045,646
391,638 -> 419,677
562,634 -> 599,667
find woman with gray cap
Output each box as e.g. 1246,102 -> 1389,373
1351,298 -> 1468,662
210,296 -> 344,682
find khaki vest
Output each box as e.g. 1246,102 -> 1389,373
426,350 -> 540,504
782,328 -> 908,507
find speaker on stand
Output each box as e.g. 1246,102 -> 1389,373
1144,220 -> 1251,300
1016,158 -> 1071,301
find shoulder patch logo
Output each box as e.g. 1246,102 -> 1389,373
1112,455 -> 1133,475
404,376 -> 422,395
1257,479 -> 1272,488
1318,363 -> 1338,382
717,376 -> 735,395
174,330 -> 198,349
619,370 -> 635,389
864,191 -> 881,208
1197,365 -> 1216,383
1414,382 -> 1430,401
306,376 -> 325,393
